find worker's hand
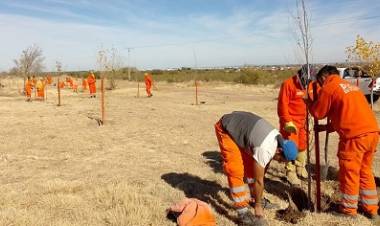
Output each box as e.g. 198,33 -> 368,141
284,121 -> 297,134
254,205 -> 264,217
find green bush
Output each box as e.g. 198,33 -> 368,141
44,68 -> 295,86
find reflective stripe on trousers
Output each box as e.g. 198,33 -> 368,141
341,193 -> 358,209
360,189 -> 379,205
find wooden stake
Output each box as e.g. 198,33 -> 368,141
45,82 -> 48,101
101,78 -> 105,124
195,80 -> 199,105
313,82 -> 321,212
57,78 -> 61,106
23,77 -> 26,96
137,81 -> 140,98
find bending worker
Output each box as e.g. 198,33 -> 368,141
309,65 -> 379,223
277,65 -> 316,185
215,111 -> 298,226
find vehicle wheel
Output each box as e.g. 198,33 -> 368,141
365,94 -> 379,103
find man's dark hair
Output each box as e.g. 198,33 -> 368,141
316,65 -> 340,78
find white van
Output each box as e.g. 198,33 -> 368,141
337,67 -> 380,103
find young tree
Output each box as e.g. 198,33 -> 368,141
14,44 -> 45,76
346,35 -> 380,106
292,0 -> 314,210
97,47 -> 122,90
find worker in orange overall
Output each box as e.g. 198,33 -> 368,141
58,80 -> 65,89
35,77 -> 45,100
87,71 -> 96,98
25,76 -> 33,101
66,76 -> 74,89
309,65 -> 380,223
82,78 -> 88,91
215,111 -> 298,226
144,72 -> 153,97
277,65 -> 317,185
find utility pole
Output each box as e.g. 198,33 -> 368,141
127,48 -> 132,81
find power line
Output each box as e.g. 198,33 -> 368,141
312,15 -> 380,27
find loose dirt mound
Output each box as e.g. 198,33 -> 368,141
276,187 -> 308,224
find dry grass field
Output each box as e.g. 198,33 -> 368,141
0,78 -> 379,226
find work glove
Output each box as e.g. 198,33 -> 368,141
284,121 -> 297,134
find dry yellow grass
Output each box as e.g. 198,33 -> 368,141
0,78 -> 378,226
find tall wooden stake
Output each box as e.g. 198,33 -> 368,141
137,81 -> 140,98
313,82 -> 321,212
101,78 -> 105,124
57,78 -> 61,106
195,80 -> 199,105
23,77 -> 26,96
45,83 -> 47,101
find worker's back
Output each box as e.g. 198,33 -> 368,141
320,75 -> 378,139
277,75 -> 307,123
221,111 -> 276,150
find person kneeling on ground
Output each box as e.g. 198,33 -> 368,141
215,111 -> 298,226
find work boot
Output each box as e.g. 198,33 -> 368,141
286,162 -> 301,186
295,151 -> 308,179
238,211 -> 268,226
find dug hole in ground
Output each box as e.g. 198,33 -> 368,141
0,78 -> 379,226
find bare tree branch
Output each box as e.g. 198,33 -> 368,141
14,44 -> 45,76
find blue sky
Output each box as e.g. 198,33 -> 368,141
0,0 -> 379,71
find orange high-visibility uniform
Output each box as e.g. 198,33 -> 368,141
82,79 -> 88,90
87,73 -> 96,95
310,75 -> 379,216
59,81 -> 65,89
214,120 -> 256,209
25,79 -> 33,98
144,74 -> 153,96
36,80 -> 45,98
278,75 -> 308,150
168,198 -> 216,226
66,77 -> 74,88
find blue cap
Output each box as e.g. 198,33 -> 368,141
282,140 -> 298,161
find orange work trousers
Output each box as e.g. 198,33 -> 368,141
37,88 -> 44,99
338,132 -> 379,216
89,83 -> 96,95
25,88 -> 32,98
280,121 -> 307,151
146,83 -> 152,96
214,120 -> 255,210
